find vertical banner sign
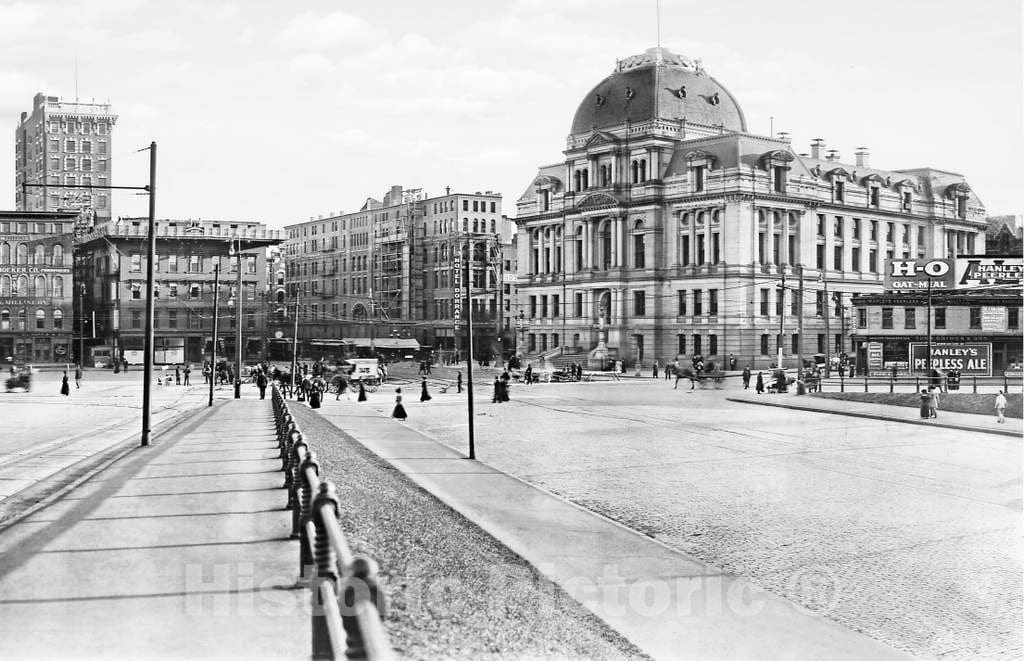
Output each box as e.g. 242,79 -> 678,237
867,342 -> 884,371
453,252 -> 462,331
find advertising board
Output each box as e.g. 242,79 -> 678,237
909,343 -> 992,376
885,257 -> 1023,292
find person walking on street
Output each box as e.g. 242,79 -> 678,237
420,377 -> 432,402
742,366 -> 751,389
729,354 -> 737,371
357,381 -> 367,402
492,376 -> 501,403
183,365 -> 191,385
256,371 -> 268,400
652,361 -> 659,379
995,390 -> 1007,423
524,363 -> 533,385
457,370 -> 463,393
929,386 -> 940,418
60,370 -> 70,396
392,388 -> 407,420
175,365 -> 181,385
74,363 -> 83,389
122,357 -> 129,372
755,371 -> 764,394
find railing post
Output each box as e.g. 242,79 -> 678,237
289,438 -> 308,537
299,451 -> 320,572
284,429 -> 301,496
1004,373 -> 1008,392
343,556 -> 387,660
311,482 -> 341,660
916,376 -> 920,392
973,376 -> 977,394
889,375 -> 894,393
864,377 -> 868,393
839,370 -> 844,393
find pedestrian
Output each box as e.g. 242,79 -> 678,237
308,380 -> 322,409
74,363 -> 83,389
995,390 -> 1007,423
420,377 -> 432,402
729,354 -> 737,371
929,386 -> 940,418
183,365 -> 191,385
457,371 -> 463,393
203,363 -> 210,384
524,363 -> 533,385
60,370 -> 70,396
122,357 -> 129,372
357,381 -> 367,402
175,365 -> 181,385
919,389 -> 931,419
742,366 -> 751,389
392,388 -> 407,420
755,371 -> 764,394
652,361 -> 659,379
256,371 -> 268,400
492,376 -> 501,403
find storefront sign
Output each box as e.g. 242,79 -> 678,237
909,343 -> 992,376
0,266 -> 71,275
981,307 -> 1008,332
867,342 -> 884,371
452,254 -> 462,331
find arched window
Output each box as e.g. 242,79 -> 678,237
631,160 -> 639,183
16,275 -> 28,296
473,219 -> 479,232
53,308 -> 63,329
16,243 -> 28,264
0,242 -> 9,263
633,220 -> 646,268
575,226 -> 584,272
0,308 -> 9,330
600,221 -> 612,269
52,276 -> 64,298
17,308 -> 27,330
34,275 -> 46,297
52,244 -> 64,266
33,245 -> 45,265
0,275 -> 10,295
276,290 -> 285,304
640,159 -> 647,182
574,171 -> 581,192
35,308 -> 46,329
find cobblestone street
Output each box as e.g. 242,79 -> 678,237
365,377 -> 1023,659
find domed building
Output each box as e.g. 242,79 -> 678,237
513,47 -> 990,372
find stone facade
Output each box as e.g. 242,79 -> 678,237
0,211 -> 79,364
514,47 -> 989,370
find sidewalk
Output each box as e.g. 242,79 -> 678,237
315,400 -> 910,661
725,391 -> 1022,438
0,399 -> 306,660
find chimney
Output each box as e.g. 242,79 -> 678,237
777,131 -> 791,144
811,138 -> 825,159
445,186 -> 451,195
826,149 -> 840,161
855,147 -> 870,168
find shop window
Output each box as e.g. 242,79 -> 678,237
904,308 -> 916,329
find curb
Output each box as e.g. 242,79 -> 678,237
725,397 -> 1020,438
0,400 -> 225,533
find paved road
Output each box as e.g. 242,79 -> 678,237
354,376 -> 1021,660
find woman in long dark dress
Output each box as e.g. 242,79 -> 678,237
392,388 -> 407,420
60,371 -> 70,396
357,381 -> 367,402
755,371 -> 764,394
420,377 -> 432,402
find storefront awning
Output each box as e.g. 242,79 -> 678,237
345,337 -> 420,350
310,338 -> 352,346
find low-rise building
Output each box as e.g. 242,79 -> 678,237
0,210 -> 79,364
74,218 -> 283,366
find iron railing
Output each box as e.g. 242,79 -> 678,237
271,384 -> 394,660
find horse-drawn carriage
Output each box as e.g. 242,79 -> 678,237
5,368 -> 32,392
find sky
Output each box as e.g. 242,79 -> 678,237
0,0 -> 1021,228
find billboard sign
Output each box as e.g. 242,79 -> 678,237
884,258 -> 955,292
886,257 -> 1023,292
909,343 -> 992,376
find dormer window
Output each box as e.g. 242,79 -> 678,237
956,196 -> 966,219
685,150 -> 716,194
869,186 -> 880,208
944,182 -> 971,220
691,165 -> 705,192
760,150 -> 794,195
773,166 -> 787,193
834,180 -> 845,203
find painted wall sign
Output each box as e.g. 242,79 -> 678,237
886,257 -> 1023,292
909,342 -> 992,376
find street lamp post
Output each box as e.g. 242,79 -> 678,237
230,238 -> 243,399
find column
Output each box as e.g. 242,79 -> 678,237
689,213 -> 697,266
781,211 -> 791,267
704,209 -> 713,266
668,211 -> 680,267
538,227 -> 546,274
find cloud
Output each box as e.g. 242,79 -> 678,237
279,10 -> 385,50
0,1 -> 43,40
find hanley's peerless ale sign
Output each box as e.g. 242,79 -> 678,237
885,257 -> 1023,292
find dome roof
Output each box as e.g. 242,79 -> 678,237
569,47 -> 747,136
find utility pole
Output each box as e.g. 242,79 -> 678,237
925,275 -> 932,379
141,141 -> 156,447
464,237 -> 476,460
78,284 -> 85,367
234,238 -> 243,399
290,291 -> 299,387
777,270 -> 786,370
821,274 -> 831,378
797,265 -> 804,384
209,264 -> 219,407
